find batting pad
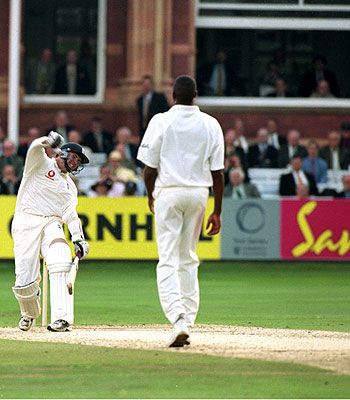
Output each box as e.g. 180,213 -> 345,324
45,242 -> 74,324
12,281 -> 41,319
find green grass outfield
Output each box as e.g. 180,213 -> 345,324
1,260 -> 350,398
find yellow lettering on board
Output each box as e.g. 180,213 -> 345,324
292,201 -> 350,257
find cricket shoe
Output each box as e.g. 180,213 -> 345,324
168,314 -> 190,348
47,319 -> 71,332
19,317 -> 34,331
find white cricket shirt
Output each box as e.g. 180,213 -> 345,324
15,137 -> 78,224
137,104 -> 224,187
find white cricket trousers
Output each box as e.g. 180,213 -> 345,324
12,212 -> 65,286
12,212 -> 73,324
154,186 -> 209,327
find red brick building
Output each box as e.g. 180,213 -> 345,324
0,0 -> 349,143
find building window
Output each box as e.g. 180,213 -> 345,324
24,0 -> 106,103
196,0 -> 350,107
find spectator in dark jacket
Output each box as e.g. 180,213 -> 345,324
82,117 -> 114,154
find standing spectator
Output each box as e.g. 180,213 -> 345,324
340,122 -> 350,151
136,75 -> 169,139
198,50 -> 245,96
54,49 -> 92,95
82,116 -> 114,154
0,140 -> 24,179
224,168 -> 260,199
259,60 -> 285,96
247,127 -> 278,168
266,118 -> 286,150
299,55 -> 340,97
17,127 -> 41,160
310,79 -> 335,98
279,155 -> 318,196
137,75 -> 224,348
302,140 -> 328,184
278,129 -> 307,168
25,48 -> 56,94
0,164 -> 21,195
46,110 -> 75,142
319,130 -> 349,170
336,175 -> 350,198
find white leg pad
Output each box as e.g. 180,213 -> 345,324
45,242 -> 74,325
12,281 -> 41,319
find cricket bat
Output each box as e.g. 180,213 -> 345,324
67,256 -> 80,295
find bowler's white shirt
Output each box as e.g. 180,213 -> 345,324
137,104 -> 224,188
15,137 -> 78,224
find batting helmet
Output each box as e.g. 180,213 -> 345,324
60,143 -> 90,164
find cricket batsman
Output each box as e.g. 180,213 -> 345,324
11,131 -> 89,332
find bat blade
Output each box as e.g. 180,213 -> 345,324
67,256 -> 80,295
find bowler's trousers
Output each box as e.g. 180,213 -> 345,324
154,186 -> 209,326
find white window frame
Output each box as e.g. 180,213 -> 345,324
196,1 -> 350,110
24,0 -> 107,105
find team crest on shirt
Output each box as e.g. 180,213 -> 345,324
45,170 -> 56,181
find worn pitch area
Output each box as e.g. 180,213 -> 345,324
1,325 -> 349,375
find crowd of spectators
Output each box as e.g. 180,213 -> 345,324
1,73 -> 350,200
197,51 -> 343,98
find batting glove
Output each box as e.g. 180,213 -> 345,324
47,131 -> 64,148
72,237 -> 90,259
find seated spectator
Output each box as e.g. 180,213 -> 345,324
54,49 -> 92,95
89,179 -> 113,197
310,79 -> 335,98
224,151 -> 249,185
46,110 -> 75,142
267,78 -> 293,98
296,183 -> 309,200
266,118 -> 286,150
340,121 -> 350,151
302,139 -> 328,184
113,126 -> 139,163
108,150 -> 138,185
319,130 -> 349,170
224,167 -> 260,199
259,60 -> 285,96
25,48 -> 56,94
17,126 -> 41,160
124,181 -> 137,196
336,174 -> 350,198
87,164 -> 124,197
82,116 -> 114,154
279,155 -> 318,197
278,129 -> 307,168
0,140 -> 24,179
299,55 -> 340,97
233,118 -> 249,154
0,164 -> 21,195
247,127 -> 278,168
224,128 -> 246,161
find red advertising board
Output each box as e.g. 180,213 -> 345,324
281,199 -> 350,260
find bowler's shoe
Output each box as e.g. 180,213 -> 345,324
168,314 -> 190,347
